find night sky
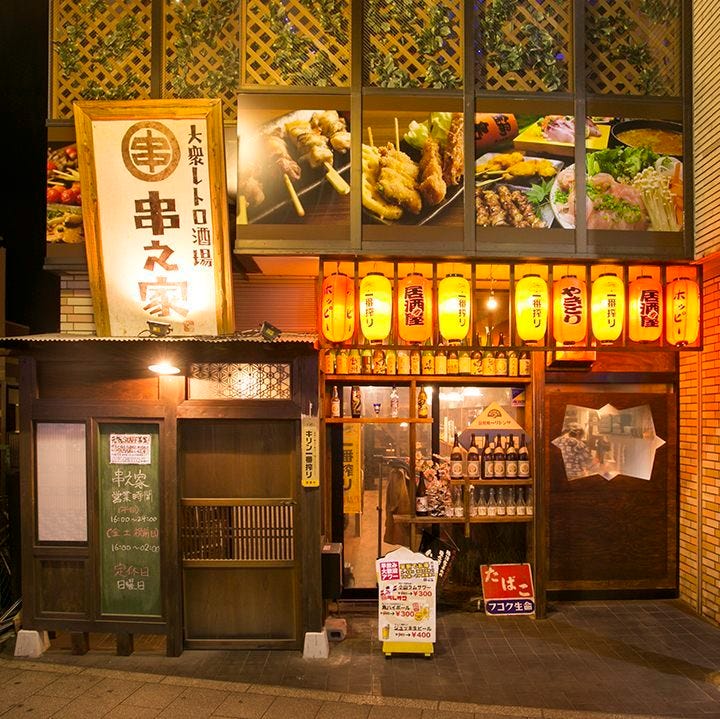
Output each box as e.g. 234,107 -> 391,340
1,2 -> 60,334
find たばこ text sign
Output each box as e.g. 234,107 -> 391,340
480,563 -> 535,616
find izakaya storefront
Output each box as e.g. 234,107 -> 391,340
21,0 -> 710,653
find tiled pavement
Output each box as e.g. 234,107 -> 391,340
1,600 -> 719,718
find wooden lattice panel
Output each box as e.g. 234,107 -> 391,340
50,0 -> 152,120
363,0 -> 463,88
162,0 -> 240,122
585,0 -> 681,96
242,0 -> 351,87
475,0 -> 572,93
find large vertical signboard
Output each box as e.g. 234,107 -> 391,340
73,100 -> 234,337
99,423 -> 161,617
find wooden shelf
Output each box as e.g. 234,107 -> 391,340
323,374 -> 531,383
323,417 -> 432,424
449,478 -> 533,486
394,514 -> 532,524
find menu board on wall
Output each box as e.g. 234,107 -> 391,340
376,546 -> 438,643
99,422 -> 161,617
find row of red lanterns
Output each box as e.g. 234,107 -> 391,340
320,270 -> 701,348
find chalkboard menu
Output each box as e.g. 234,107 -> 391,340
99,423 -> 161,617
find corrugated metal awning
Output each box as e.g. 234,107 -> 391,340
0,332 -> 318,344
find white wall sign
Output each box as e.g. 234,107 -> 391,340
74,100 -> 234,337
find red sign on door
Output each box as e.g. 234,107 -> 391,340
480,563 -> 535,616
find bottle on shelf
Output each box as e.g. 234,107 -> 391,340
467,434 -> 481,479
482,434 -> 495,479
447,348 -> 459,375
519,349 -> 531,376
331,385 -> 341,418
495,333 -> 508,376
477,487 -> 488,517
416,470 -> 429,516
453,487 -> 464,518
410,348 -> 421,375
517,434 -> 531,478
422,348 -> 434,374
361,347 -> 373,374
417,386 -> 429,419
508,348 -> 519,377
336,348 -> 349,374
435,348 -> 447,375
350,385 -> 362,418
493,435 -> 506,478
516,487 -> 526,516
487,487 -> 498,517
450,432 -> 464,479
372,348 -> 386,374
471,348 -> 482,376
397,349 -> 410,375
469,487 -> 478,517
386,348 -> 397,375
525,488 -> 534,516
348,348 -> 361,374
459,349 -> 472,375
482,344 -> 496,376
324,348 -> 336,374
505,435 -> 518,478
506,487 -> 517,516
496,487 -> 507,516
390,385 -> 399,418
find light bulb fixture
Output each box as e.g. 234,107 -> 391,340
146,320 -> 173,337
486,289 -> 498,311
260,321 -> 282,341
148,361 -> 181,375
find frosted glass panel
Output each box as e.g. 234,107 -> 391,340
37,423 -> 87,542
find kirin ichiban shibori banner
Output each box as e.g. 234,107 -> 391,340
74,100 -> 234,337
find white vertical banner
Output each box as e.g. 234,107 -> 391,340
301,415 -> 319,488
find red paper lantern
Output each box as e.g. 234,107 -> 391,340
666,276 -> 700,346
320,273 -> 355,343
397,273 -> 433,344
553,274 -> 587,346
629,274 -> 663,343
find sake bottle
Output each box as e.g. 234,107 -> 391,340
450,433 -> 464,479
496,487 -> 506,516
487,488 -> 498,517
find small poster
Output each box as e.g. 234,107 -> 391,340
301,415 -> 319,487
480,563 -> 535,616
376,546 -> 438,643
110,433 -> 152,465
343,424 -> 361,513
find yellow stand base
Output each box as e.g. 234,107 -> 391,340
382,641 -> 434,658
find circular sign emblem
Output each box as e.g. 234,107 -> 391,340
121,121 -> 180,182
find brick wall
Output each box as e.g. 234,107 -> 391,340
678,256 -> 720,627
59,272 -> 96,334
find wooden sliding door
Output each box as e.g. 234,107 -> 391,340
179,418 -> 300,648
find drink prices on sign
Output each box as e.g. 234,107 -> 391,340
480,563 -> 535,616
376,547 -> 438,643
